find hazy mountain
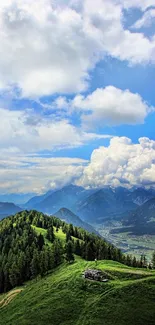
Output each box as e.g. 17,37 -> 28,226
0,193 -> 34,205
0,202 -> 22,219
127,188 -> 155,206
24,189 -> 54,209
54,207 -> 97,234
77,187 -> 137,223
22,185 -> 155,225
121,197 -> 155,235
34,184 -> 94,214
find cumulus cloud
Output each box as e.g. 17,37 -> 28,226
60,86 -> 153,127
0,107 -> 110,153
78,137 -> 155,188
0,0 -> 154,97
132,9 -> 155,29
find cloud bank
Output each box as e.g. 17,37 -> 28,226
1,137 -> 155,193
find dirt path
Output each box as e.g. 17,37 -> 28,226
0,289 -> 23,308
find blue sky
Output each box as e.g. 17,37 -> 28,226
0,0 -> 155,194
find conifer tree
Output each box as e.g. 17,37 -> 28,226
53,240 -> 63,266
152,251 -> 155,268
74,239 -> 81,256
65,241 -> 74,263
47,226 -> 55,243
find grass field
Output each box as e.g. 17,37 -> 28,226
32,225 -> 82,244
0,257 -> 155,325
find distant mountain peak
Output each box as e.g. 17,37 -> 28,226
54,207 -> 97,234
56,207 -> 76,216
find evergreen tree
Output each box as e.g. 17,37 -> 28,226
126,254 -> 132,266
85,242 -> 95,261
66,231 -> 72,242
74,239 -> 81,256
69,224 -> 74,236
132,256 -> 137,268
46,226 -> 55,243
152,251 -> 155,268
9,262 -> 20,287
37,234 -> 44,250
31,250 -> 40,278
53,240 -> 63,266
65,241 -> 74,263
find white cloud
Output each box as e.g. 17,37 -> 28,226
2,135 -> 155,193
0,0 -> 154,97
115,0 -> 155,10
132,9 -> 155,29
78,137 -> 155,189
0,154 -> 87,193
0,107 -> 110,153
68,86 -> 153,127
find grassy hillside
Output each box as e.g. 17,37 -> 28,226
0,257 -> 155,325
32,225 -> 83,243
1,210 -> 155,325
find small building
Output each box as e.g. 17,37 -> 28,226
83,269 -> 108,282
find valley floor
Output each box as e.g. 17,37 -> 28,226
96,222 -> 155,260
0,258 -> 155,325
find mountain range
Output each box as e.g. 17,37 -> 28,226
1,184 -> 155,235
121,197 -> 155,235
24,185 -> 155,223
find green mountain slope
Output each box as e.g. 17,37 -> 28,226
1,210 -> 155,325
0,258 -> 155,325
0,210 -> 128,294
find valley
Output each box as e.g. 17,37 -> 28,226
96,222 -> 155,260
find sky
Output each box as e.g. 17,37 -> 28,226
0,0 -> 155,194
